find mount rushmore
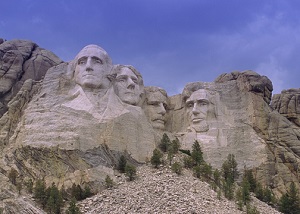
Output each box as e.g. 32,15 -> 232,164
0,39 -> 300,212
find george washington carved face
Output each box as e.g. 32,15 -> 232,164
74,45 -> 112,90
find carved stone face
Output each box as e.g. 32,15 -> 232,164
144,90 -> 167,130
114,67 -> 141,105
185,89 -> 209,132
74,46 -> 111,89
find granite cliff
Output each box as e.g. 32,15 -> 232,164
0,39 -> 299,213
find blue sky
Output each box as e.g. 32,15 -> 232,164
2,0 -> 300,95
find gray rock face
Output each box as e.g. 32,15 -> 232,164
0,41 -> 300,213
0,39 -> 62,117
272,88 -> 300,127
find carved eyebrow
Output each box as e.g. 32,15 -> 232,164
91,56 -> 103,63
197,99 -> 209,103
77,56 -> 87,63
116,75 -> 128,79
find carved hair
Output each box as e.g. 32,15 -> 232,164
144,86 -> 167,98
182,82 -> 208,103
109,64 -> 144,87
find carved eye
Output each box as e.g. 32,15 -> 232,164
78,59 -> 86,65
117,77 -> 126,83
93,58 -> 103,64
131,77 -> 138,84
163,103 -> 168,110
199,102 -> 208,106
186,102 -> 194,108
150,102 -> 159,106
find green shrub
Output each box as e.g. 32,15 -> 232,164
118,155 -> 127,173
246,204 -> 260,214
125,163 -> 137,181
66,197 -> 81,214
193,165 -> 201,178
105,175 -> 114,188
8,168 -> 18,185
151,148 -> 163,168
183,156 -> 194,169
171,162 -> 183,175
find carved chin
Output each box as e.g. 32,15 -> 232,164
190,121 -> 209,133
122,97 -> 138,105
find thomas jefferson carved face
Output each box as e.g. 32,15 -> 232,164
143,88 -> 167,130
74,45 -> 112,89
185,89 -> 209,132
114,66 -> 142,105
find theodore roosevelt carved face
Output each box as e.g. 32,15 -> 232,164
143,87 -> 168,130
111,65 -> 144,106
74,45 -> 112,90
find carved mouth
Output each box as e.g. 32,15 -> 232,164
83,74 -> 94,77
192,118 -> 203,123
124,91 -> 135,95
153,119 -> 165,124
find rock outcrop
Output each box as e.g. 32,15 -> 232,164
0,39 -> 62,117
271,88 -> 300,127
0,39 -> 62,213
0,39 -> 300,213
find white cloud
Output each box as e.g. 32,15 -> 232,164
255,56 -> 286,94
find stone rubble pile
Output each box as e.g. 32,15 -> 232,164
78,165 -> 281,214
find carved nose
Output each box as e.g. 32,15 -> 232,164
86,58 -> 93,71
158,103 -> 166,115
127,78 -> 135,89
192,103 -> 200,114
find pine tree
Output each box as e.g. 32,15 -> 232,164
159,133 -> 171,152
82,185 -> 93,199
66,198 -> 81,214
221,154 -> 238,201
244,169 -> 256,192
254,182 -> 264,201
34,178 -> 47,208
125,163 -> 137,181
200,163 -> 212,182
223,179 -> 234,200
279,182 -> 300,214
213,169 -> 221,188
222,154 -> 238,184
150,148 -> 163,168
46,182 -> 63,214
71,184 -> 83,201
118,155 -> 127,173
167,145 -> 174,165
191,140 -> 203,165
241,178 -> 251,205
171,137 -> 180,153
